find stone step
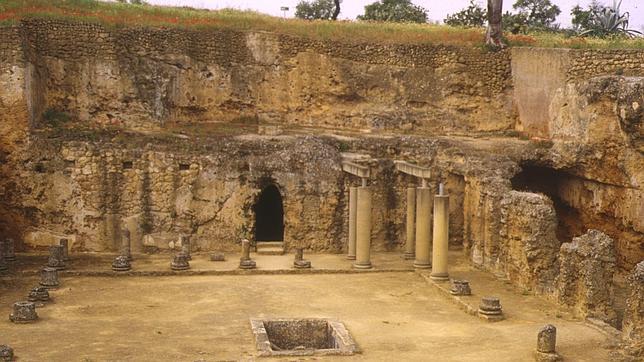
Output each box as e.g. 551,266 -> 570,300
256,242 -> 284,255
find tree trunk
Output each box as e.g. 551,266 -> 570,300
486,0 -> 505,48
332,0 -> 341,20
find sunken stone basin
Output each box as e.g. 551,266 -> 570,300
250,318 -> 359,356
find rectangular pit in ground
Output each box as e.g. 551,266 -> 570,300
250,318 -> 359,356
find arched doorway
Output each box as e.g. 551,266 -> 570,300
253,184 -> 284,242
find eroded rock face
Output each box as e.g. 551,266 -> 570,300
499,191 -> 560,293
622,261 -> 644,357
555,230 -> 617,325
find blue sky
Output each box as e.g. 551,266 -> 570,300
143,0 -> 644,31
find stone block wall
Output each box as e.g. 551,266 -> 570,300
567,49 -> 644,81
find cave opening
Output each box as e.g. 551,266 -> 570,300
510,165 -> 585,243
253,184 -> 284,242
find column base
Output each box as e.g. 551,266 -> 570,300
403,252 -> 415,260
430,273 -> 449,281
413,261 -> 431,269
353,262 -> 372,269
346,255 -> 356,260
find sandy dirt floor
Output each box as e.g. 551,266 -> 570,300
0,252 -> 615,361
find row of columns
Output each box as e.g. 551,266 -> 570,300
406,182 -> 450,279
346,177 -> 449,278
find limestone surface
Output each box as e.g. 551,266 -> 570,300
555,230 -> 617,325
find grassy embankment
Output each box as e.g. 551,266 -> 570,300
0,0 -> 642,49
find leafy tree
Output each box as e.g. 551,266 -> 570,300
358,0 -> 428,23
444,0 -> 487,27
295,0 -> 341,20
502,11 -> 528,34
571,0 -> 603,31
512,0 -> 560,28
486,0 -> 505,48
579,0 -> 641,37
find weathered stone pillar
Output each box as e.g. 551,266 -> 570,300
450,280 -> 471,296
0,345 -> 14,361
47,245 -> 66,270
293,248 -> 311,269
478,296 -> 504,321
4,238 -> 16,261
180,235 -> 191,260
39,267 -> 59,289
9,301 -> 38,324
239,239 -> 256,269
0,240 -> 7,273
353,186 -> 372,269
59,238 -> 69,261
535,324 -> 561,361
404,187 -> 416,260
414,186 -> 432,269
347,186 -> 358,260
171,252 -> 190,271
120,228 -> 132,260
112,255 -> 131,272
28,286 -> 50,305
431,187 -> 449,281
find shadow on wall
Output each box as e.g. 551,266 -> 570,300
511,165 -> 584,243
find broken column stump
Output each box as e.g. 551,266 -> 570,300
112,255 -> 131,272
180,235 -> 192,260
27,286 -> 50,306
171,252 -> 190,271
0,240 -> 7,273
39,267 -> 59,289
239,239 -> 256,270
210,253 -> 225,262
450,280 -> 472,296
47,245 -> 66,270
9,301 -> 38,324
478,296 -> 504,321
0,345 -> 14,362
534,324 -> 561,361
293,248 -> 311,269
4,238 -> 16,262
59,238 -> 69,261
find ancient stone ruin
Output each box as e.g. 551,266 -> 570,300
0,3 -> 641,360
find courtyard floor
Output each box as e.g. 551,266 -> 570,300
0,252 -> 615,361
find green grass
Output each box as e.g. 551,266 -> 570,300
1,0 -> 643,48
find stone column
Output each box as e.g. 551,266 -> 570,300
9,301 -> 38,324
431,188 -> 449,281
0,240 -> 7,273
5,238 -> 16,261
347,186 -> 358,260
413,186 -> 432,269
59,238 -> 69,261
180,235 -> 191,260
47,245 -> 66,270
121,228 -> 132,260
353,186 -> 372,269
39,267 -> 59,289
404,187 -> 416,260
239,239 -> 256,269
535,324 -> 561,361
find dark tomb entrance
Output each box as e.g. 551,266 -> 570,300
253,184 -> 284,242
